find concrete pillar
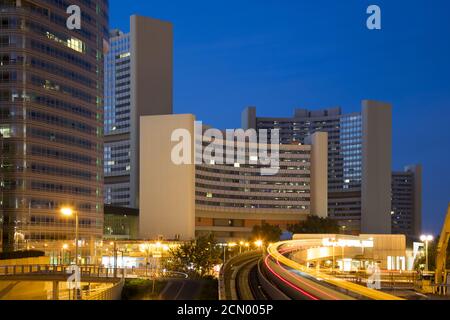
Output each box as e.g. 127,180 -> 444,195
306,132 -> 329,218
52,281 -> 59,300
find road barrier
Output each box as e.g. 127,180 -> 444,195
257,259 -> 290,300
84,278 -> 124,300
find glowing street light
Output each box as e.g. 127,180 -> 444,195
140,242 -> 152,277
254,240 -> 263,249
420,235 -> 434,272
60,207 -> 79,264
239,241 -> 245,254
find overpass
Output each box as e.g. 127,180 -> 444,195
261,240 -> 404,300
0,265 -> 125,300
221,240 -> 406,300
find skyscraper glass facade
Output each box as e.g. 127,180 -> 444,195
245,107 -> 364,233
0,0 -> 108,251
103,30 -> 132,207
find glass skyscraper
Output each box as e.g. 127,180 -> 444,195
0,0 -> 109,252
104,29 -> 132,207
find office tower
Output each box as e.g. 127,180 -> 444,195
391,165 -> 422,238
242,100 -> 393,234
104,15 -> 173,210
0,0 -> 108,252
139,114 -> 328,242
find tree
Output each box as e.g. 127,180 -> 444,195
166,234 -> 222,278
251,223 -> 282,243
414,236 -> 450,272
288,215 -> 340,234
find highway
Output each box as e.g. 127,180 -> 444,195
221,251 -> 268,300
235,256 -> 267,300
262,241 -> 404,300
159,280 -> 203,300
222,241 -> 405,300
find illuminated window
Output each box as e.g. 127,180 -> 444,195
0,126 -> 11,138
67,37 -> 85,53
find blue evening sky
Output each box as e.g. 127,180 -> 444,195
109,0 -> 450,233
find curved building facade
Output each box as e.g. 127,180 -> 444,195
0,0 -> 109,252
195,141 -> 314,240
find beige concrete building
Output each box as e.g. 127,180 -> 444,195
139,115 -> 195,240
361,100 -> 392,234
139,114 -> 328,241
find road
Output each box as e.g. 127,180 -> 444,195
221,251 -> 268,300
159,280 -> 203,300
263,241 -> 404,300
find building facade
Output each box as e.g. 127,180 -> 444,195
103,205 -> 139,240
104,15 -> 173,209
104,29 -> 132,207
391,165 -> 422,238
242,100 -> 393,235
0,0 -> 108,252
196,131 -> 328,241
139,114 -> 328,242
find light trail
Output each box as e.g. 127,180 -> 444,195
264,254 -> 319,300
274,247 -> 341,300
266,241 -> 404,300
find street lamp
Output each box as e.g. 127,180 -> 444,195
254,240 -> 263,249
61,207 -> 79,265
420,235 -> 434,272
139,243 -> 151,277
239,241 -> 244,254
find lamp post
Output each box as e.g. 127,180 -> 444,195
140,243 -> 151,277
61,207 -> 79,265
255,240 -> 263,253
420,235 -> 434,272
228,242 -> 237,259
222,243 -> 228,264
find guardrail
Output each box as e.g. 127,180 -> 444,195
257,259 -> 290,300
0,264 -> 126,280
84,278 -> 125,300
219,251 -> 262,300
323,270 -> 417,289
